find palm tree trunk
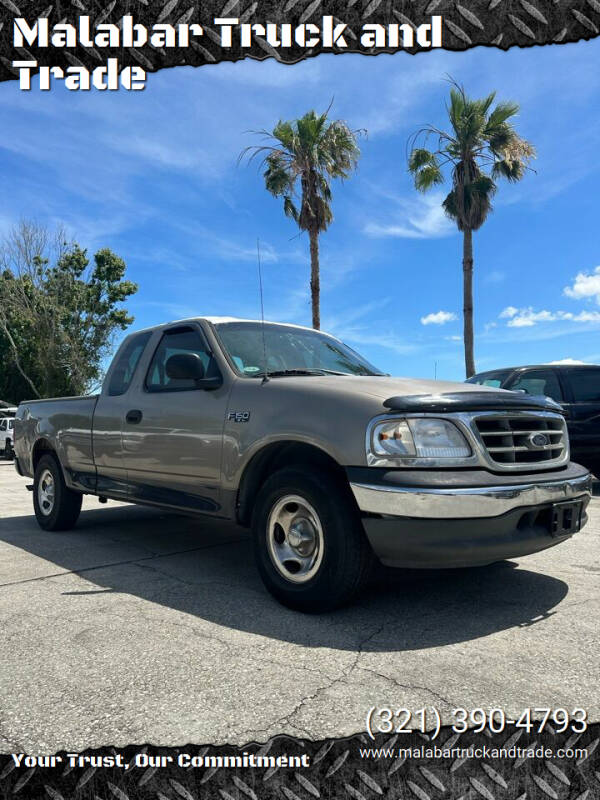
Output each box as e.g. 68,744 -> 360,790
462,227 -> 475,378
309,228 -> 320,329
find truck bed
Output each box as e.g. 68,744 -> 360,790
15,395 -> 99,482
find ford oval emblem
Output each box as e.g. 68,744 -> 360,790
528,432 -> 550,449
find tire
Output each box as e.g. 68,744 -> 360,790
3,440 -> 12,460
252,467 -> 374,613
33,453 -> 82,531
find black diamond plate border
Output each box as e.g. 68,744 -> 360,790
1,0 -> 600,85
1,725 -> 599,800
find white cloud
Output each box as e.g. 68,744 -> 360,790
564,266 -> 600,304
499,306 -> 600,328
547,358 -> 589,365
485,270 -> 506,284
364,192 -> 455,240
421,311 -> 457,326
444,335 -> 462,342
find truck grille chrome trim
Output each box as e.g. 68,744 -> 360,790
471,412 -> 568,469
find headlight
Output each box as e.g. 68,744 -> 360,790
371,417 -> 471,460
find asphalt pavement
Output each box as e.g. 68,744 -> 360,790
0,461 -> 598,752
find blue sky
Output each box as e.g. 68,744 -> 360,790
1,39 -> 600,381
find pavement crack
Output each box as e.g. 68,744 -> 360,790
357,666 -> 457,709
0,723 -> 23,752
231,621 -> 388,743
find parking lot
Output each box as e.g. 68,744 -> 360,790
1,461 -> 599,753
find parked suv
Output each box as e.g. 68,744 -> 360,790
0,417 -> 14,460
467,365 -> 600,476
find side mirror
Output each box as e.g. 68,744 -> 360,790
166,352 -> 205,381
165,353 -> 223,390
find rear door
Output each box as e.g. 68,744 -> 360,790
93,330 -> 153,495
121,323 -> 230,514
560,367 -> 600,466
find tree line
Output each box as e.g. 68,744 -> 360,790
0,222 -> 137,402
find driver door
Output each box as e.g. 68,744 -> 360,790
121,323 -> 230,514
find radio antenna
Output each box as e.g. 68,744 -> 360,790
257,238 -> 269,383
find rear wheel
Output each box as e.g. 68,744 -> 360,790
3,439 -> 12,460
252,467 -> 374,613
33,454 -> 82,531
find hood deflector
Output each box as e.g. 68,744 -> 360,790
382,392 -> 563,414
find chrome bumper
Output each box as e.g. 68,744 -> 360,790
350,472 -> 593,519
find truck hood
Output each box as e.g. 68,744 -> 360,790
272,375 -> 562,413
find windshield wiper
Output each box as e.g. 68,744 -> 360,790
316,368 -> 347,375
265,369 -> 328,377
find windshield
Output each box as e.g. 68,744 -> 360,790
466,371 -> 512,388
214,322 -> 384,377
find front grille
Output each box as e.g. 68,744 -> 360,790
474,414 -> 567,467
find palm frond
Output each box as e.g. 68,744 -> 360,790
485,101 -> 520,133
415,164 -> 444,192
492,159 -> 523,182
283,196 -> 299,222
408,148 -> 444,192
408,148 -> 436,172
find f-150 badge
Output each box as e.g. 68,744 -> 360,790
228,411 -> 250,423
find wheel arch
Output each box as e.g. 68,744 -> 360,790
236,440 -> 350,527
32,437 -> 60,472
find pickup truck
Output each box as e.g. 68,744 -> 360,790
14,317 -> 592,612
1,416 -> 15,459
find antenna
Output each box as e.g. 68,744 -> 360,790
257,238 -> 269,383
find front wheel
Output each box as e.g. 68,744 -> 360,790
3,440 -> 12,460
252,467 -> 374,613
33,453 -> 82,531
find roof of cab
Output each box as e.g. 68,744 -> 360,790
147,316 -> 320,333
473,363 -> 600,376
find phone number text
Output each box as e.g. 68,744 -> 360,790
365,707 -> 588,740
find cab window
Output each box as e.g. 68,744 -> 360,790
508,370 -> 563,402
566,368 -> 600,402
145,326 -> 218,392
108,332 -> 152,396
466,370 -> 512,388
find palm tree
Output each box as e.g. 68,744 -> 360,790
241,108 -> 362,329
408,82 -> 535,377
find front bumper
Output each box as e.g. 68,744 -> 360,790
348,464 -> 592,568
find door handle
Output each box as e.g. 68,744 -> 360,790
126,409 -> 143,424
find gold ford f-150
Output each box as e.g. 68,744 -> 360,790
14,317 -> 592,612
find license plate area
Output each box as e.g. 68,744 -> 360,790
551,500 -> 583,537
